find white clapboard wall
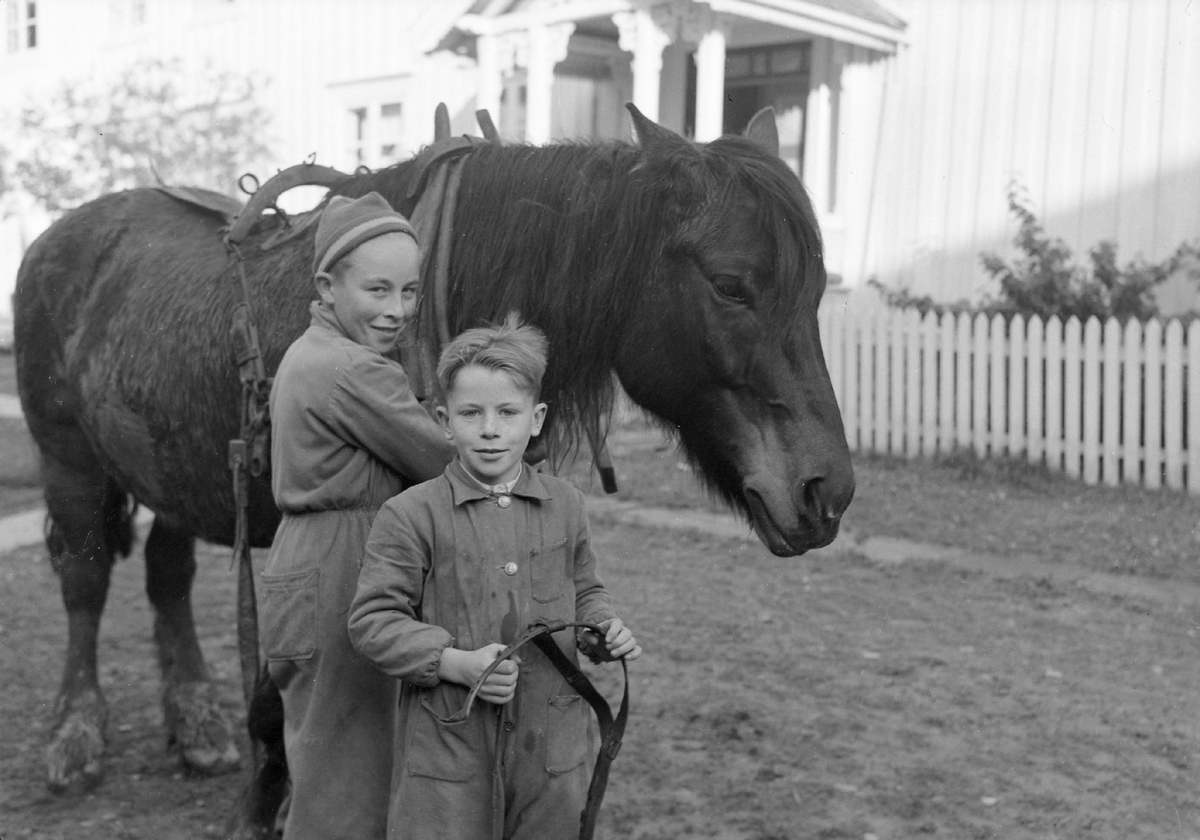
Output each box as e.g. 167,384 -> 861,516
821,302 -> 1200,493
859,0 -> 1200,301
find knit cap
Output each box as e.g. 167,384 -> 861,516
313,192 -> 417,275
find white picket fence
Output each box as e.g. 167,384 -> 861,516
820,304 -> 1200,493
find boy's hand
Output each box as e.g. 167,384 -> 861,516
438,643 -> 520,705
598,618 -> 642,661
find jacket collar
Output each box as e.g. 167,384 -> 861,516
446,459 -> 552,506
309,300 -> 350,341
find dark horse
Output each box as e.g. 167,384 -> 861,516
14,107 -> 853,835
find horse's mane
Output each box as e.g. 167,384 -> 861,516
347,135 -> 823,460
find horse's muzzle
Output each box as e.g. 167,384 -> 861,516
743,472 -> 854,557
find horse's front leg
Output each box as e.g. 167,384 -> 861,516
42,460 -> 127,793
144,519 -> 240,774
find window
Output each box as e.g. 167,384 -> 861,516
110,0 -> 147,29
348,107 -> 368,167
24,1 -> 36,48
378,102 -> 402,165
344,102 -> 407,169
499,79 -> 527,142
330,76 -> 409,170
8,1 -> 38,52
6,2 -> 18,53
694,42 -> 815,190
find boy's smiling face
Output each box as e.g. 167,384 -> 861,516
315,232 -> 419,354
437,364 -> 547,486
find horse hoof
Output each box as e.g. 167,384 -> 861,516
45,710 -> 106,793
164,681 -> 241,775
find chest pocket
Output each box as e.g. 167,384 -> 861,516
529,536 -> 570,604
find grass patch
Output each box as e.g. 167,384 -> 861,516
844,448 -> 1200,585
0,349 -> 14,395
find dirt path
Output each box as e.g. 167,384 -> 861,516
8,495 -> 1192,613
587,495 -> 1200,610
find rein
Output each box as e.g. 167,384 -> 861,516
448,619 -> 630,840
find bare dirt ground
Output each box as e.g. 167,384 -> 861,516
2,353 -> 1200,838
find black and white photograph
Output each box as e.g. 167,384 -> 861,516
1,1 -> 1198,838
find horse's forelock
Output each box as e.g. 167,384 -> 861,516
698,138 -> 824,331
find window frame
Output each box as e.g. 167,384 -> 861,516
24,0 -> 37,49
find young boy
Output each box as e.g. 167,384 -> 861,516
261,191 -> 456,840
349,316 -> 641,840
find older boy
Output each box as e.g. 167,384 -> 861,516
262,191 -> 455,840
349,316 -> 640,840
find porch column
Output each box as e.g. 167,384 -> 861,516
614,9 -> 670,124
693,24 -> 727,141
476,33 -> 503,126
657,42 -> 688,136
804,38 -> 843,216
525,21 -> 575,145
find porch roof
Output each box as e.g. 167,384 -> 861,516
446,0 -> 907,54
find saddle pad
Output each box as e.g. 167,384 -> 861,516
154,185 -> 243,224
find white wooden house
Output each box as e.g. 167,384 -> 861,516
2,0 -> 1199,340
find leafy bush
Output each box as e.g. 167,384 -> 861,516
871,182 -> 1200,323
5,57 -> 272,215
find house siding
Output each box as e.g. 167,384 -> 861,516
3,0 -> 1198,325
858,0 -> 1200,303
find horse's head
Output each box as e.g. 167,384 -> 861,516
368,107 -> 853,556
615,106 -> 854,557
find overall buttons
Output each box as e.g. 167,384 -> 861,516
503,720 -> 515,732
497,495 -> 512,508
502,562 -> 518,576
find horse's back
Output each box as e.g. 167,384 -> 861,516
14,188 -> 272,533
17,189 -> 232,327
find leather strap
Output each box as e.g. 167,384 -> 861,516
448,619 -> 630,840
224,162 -> 352,246
531,631 -> 628,840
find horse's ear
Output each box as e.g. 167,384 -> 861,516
626,103 -> 681,152
433,102 -> 451,142
743,107 -> 780,157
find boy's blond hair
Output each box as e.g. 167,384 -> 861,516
437,313 -> 548,399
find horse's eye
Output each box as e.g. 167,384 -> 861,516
711,275 -> 747,303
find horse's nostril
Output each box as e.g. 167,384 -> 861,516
797,477 -> 844,523
795,478 -> 825,520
